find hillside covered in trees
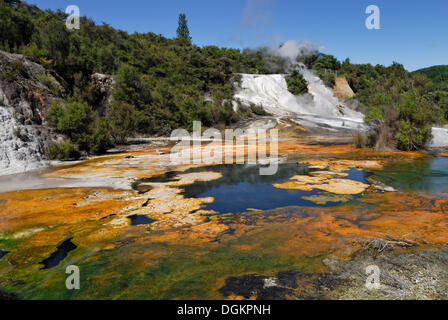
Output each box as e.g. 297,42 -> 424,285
1,0 -> 447,156
0,0 -> 279,158
413,65 -> 448,90
299,54 -> 448,150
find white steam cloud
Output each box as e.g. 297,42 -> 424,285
269,40 -> 320,65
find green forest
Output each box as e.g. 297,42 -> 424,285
1,0 -> 447,156
300,54 -> 448,150
413,65 -> 448,90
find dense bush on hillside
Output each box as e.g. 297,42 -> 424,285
340,62 -> 447,150
0,0 -> 279,156
1,0 -> 447,153
301,53 -> 448,150
413,65 -> 448,90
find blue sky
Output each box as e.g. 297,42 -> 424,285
28,0 -> 448,71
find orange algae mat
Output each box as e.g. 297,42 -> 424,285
0,136 -> 443,299
1,184 -> 447,299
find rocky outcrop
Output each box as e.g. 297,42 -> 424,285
431,127 -> 448,148
90,73 -> 115,109
0,51 -> 63,175
333,77 -> 355,102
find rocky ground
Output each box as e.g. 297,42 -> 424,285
219,247 -> 448,300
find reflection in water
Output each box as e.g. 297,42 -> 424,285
175,163 -> 367,214
368,157 -> 448,193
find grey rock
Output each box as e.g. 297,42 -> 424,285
0,50 -> 63,175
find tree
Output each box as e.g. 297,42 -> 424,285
89,118 -> 114,154
110,102 -> 136,144
286,70 -> 308,95
176,13 -> 191,41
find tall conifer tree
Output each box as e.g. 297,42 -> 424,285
176,13 -> 191,41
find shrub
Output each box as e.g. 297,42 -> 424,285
109,102 -> 136,144
47,101 -> 63,127
45,140 -> 78,160
396,120 -> 432,151
250,104 -> 270,116
55,100 -> 93,139
286,70 -> 308,95
88,118 -> 114,154
46,100 -> 96,152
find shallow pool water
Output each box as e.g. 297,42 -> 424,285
128,214 -> 156,226
177,163 -> 367,213
368,157 -> 448,193
39,238 -> 77,270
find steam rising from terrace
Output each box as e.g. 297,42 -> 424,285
269,40 -> 319,67
235,41 -> 366,131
